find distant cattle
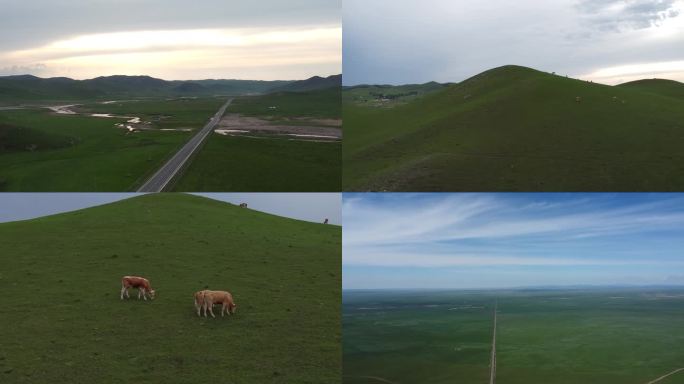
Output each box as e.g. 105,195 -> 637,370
201,290 -> 237,318
323,218 -> 329,224
239,203 -> 248,208
121,276 -> 156,300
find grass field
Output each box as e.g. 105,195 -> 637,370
174,89 -> 341,191
173,135 -> 341,191
343,289 -> 684,384
0,193 -> 341,383
0,98 -> 225,191
229,88 -> 341,121
343,65 -> 684,191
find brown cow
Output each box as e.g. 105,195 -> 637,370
202,290 -> 237,318
121,276 -> 156,300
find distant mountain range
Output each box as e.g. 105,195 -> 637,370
0,74 -> 341,102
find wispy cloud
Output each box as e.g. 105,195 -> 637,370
343,194 -> 684,269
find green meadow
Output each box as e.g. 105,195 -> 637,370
0,98 -> 224,191
343,65 -> 684,191
343,289 -> 684,384
0,193 -> 341,383
175,89 -> 342,192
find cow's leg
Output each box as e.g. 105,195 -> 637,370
208,303 -> 216,318
138,288 -> 142,300
120,286 -> 126,300
142,288 -> 148,301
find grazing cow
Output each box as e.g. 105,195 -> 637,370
120,276 -> 156,300
202,290 -> 237,318
194,290 -> 209,316
239,203 -> 247,208
323,218 -> 329,224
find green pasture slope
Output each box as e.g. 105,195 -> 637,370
343,65 -> 684,191
343,289 -> 684,384
174,88 -> 341,192
0,98 -> 224,191
0,194 -> 340,383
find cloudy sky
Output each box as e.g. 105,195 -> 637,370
343,193 -> 684,289
0,193 -> 341,225
0,0 -> 340,80
344,0 -> 684,85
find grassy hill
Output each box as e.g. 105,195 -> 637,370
0,193 -> 340,383
343,65 -> 684,191
617,78 -> 684,100
272,74 -> 342,93
0,75 -> 295,103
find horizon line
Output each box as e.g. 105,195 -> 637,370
0,72 -> 342,83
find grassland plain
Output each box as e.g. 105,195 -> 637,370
343,65 -> 684,191
174,89 -> 341,192
343,290 -> 493,384
0,98 -> 224,191
0,193 -> 341,383
343,289 -> 684,384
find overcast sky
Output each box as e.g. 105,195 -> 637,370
0,193 -> 340,225
0,0 -> 340,80
343,193 -> 684,289
343,0 -> 684,85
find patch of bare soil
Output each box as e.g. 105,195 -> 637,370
216,114 -> 342,141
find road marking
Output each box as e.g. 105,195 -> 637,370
137,98 -> 232,192
489,300 -> 497,384
645,367 -> 684,384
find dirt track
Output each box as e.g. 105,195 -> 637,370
645,367 -> 684,384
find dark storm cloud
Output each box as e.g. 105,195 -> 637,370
576,0 -> 679,31
0,0 -> 340,51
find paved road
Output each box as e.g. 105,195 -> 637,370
489,301 -> 497,384
646,368 -> 684,384
137,98 -> 232,192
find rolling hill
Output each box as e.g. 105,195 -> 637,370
0,74 -> 343,103
617,78 -> 684,100
343,65 -> 684,191
273,74 -> 342,92
0,193 -> 340,383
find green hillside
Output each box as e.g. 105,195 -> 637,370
0,194 -> 340,383
617,78 -> 684,100
344,65 -> 684,191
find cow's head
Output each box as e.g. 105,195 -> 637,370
149,289 -> 156,299
230,303 -> 237,314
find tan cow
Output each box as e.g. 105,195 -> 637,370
194,290 -> 209,316
202,290 -> 237,318
121,276 -> 156,300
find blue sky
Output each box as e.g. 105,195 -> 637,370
0,193 -> 340,225
343,193 -> 684,289
343,0 -> 684,85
